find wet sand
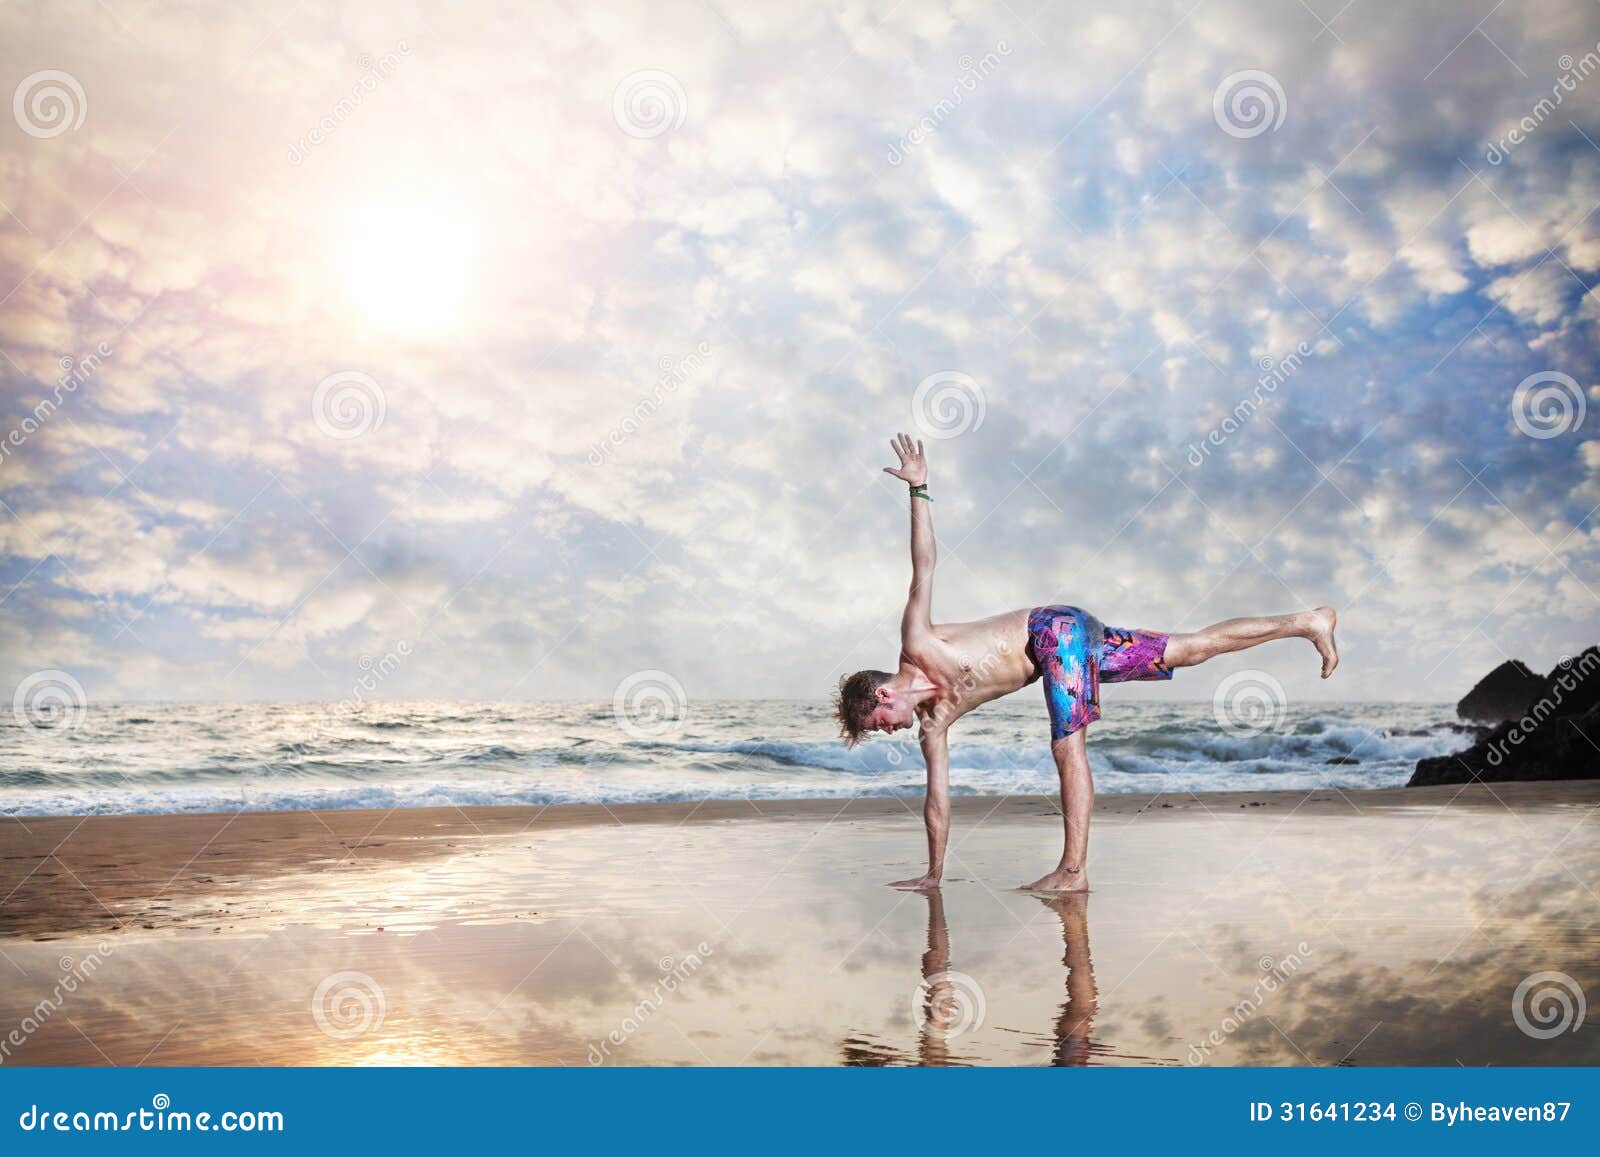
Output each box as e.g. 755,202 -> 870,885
1,782 -> 1597,1065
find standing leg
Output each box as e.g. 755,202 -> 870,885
1162,606 -> 1338,678
1023,728 -> 1093,893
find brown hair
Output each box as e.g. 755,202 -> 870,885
834,670 -> 892,747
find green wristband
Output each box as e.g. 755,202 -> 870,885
909,484 -> 931,501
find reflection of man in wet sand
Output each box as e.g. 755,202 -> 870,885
836,888 -> 975,1066
835,434 -> 1339,892
912,888 -> 960,1067
910,891 -> 1097,1066
1039,894 -> 1098,1066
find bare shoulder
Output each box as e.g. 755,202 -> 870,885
899,625 -> 948,670
900,618 -> 939,651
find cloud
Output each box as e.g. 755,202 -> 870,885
0,0 -> 1597,708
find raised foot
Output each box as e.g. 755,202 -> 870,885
1309,605 -> 1339,679
1020,868 -> 1090,894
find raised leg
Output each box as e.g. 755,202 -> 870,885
1162,606 -> 1338,678
1023,728 -> 1092,893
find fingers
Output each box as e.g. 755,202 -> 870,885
887,432 -> 925,465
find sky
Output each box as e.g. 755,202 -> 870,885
0,0 -> 1597,708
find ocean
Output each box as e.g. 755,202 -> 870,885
0,699 -> 1474,817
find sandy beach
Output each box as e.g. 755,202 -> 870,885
2,782 -> 1597,1066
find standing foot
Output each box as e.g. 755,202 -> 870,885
1021,868 -> 1090,894
1308,606 -> 1339,679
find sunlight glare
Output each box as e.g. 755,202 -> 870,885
339,200 -> 474,335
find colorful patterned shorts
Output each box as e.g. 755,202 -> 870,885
1025,605 -> 1173,739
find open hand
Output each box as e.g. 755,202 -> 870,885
883,432 -> 927,486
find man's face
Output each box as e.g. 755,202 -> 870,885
865,691 -> 915,735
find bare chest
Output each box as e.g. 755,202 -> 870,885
918,614 -> 1033,697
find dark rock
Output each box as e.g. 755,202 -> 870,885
1456,659 -> 1543,722
1525,646 -> 1600,721
1325,755 -> 1361,765
1410,703 -> 1600,786
1413,650 -> 1600,786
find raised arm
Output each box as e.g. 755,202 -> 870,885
883,433 -> 933,644
890,727 -> 949,890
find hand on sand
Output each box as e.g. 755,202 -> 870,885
883,432 -> 927,487
887,873 -> 942,891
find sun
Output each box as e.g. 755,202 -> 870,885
339,200 -> 473,335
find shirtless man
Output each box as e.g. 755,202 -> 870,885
834,433 -> 1340,894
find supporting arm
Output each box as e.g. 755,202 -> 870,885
890,727 -> 949,889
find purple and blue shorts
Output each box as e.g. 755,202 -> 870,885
1025,605 -> 1173,740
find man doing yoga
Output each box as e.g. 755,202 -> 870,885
834,434 -> 1339,894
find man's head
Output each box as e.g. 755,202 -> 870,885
834,669 -> 915,745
